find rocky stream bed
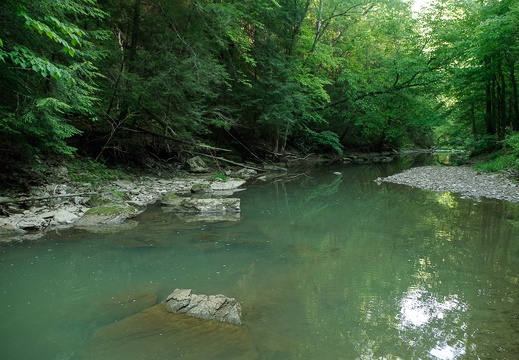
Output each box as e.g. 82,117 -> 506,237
1,156 -> 518,244
0,155 -> 264,243
378,165 -> 519,202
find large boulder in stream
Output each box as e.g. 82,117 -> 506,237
79,304 -> 258,360
166,288 -> 242,325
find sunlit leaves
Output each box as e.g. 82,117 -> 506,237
421,0 -> 519,145
7,46 -> 63,79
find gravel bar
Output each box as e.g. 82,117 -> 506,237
378,166 -> 519,202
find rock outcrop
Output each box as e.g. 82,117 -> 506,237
186,156 -> 210,173
165,288 -> 242,325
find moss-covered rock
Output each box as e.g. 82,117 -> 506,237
191,183 -> 212,194
87,191 -> 128,207
161,192 -> 183,206
75,204 -> 138,227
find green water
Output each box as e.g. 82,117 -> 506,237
1,160 -> 519,359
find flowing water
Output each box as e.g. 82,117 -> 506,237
1,158 -> 519,359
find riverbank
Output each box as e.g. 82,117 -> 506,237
0,155 -> 266,243
2,153 -> 518,243
378,165 -> 519,202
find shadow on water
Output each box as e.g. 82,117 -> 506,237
1,156 -> 519,359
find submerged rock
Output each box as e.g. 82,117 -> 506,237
95,291 -> 158,322
166,288 -> 243,325
79,304 -> 257,360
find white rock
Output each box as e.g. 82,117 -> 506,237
210,179 -> 246,191
53,209 -> 79,225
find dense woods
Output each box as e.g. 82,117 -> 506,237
0,0 -> 518,169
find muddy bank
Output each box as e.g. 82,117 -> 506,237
378,166 -> 519,202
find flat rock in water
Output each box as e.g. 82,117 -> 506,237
169,211 -> 241,222
210,179 -> 246,191
162,198 -> 241,213
78,304 -> 258,360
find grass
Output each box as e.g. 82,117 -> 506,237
473,152 -> 519,173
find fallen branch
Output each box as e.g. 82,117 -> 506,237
131,126 -> 231,152
198,154 -> 264,172
0,193 -> 96,205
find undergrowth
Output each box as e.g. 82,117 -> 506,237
68,158 -> 125,186
472,133 -> 519,174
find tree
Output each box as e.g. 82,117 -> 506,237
315,0 -> 436,150
0,0 -> 107,157
421,0 -> 519,149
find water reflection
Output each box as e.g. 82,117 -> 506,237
398,287 -> 468,359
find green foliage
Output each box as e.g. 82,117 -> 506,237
210,173 -> 229,181
474,153 -> 517,172
473,133 -> 519,173
0,0 -> 106,157
302,129 -> 343,155
468,134 -> 500,156
3,45 -> 63,79
421,0 -> 519,147
1,0 -> 516,163
68,158 -> 122,186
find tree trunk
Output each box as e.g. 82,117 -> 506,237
509,60 -> 519,131
471,104 -> 478,138
485,79 -> 495,135
128,0 -> 141,70
484,56 -> 496,135
497,64 -> 507,139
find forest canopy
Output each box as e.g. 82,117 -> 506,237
0,0 -> 518,167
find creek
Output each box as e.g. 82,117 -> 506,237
1,156 -> 519,359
